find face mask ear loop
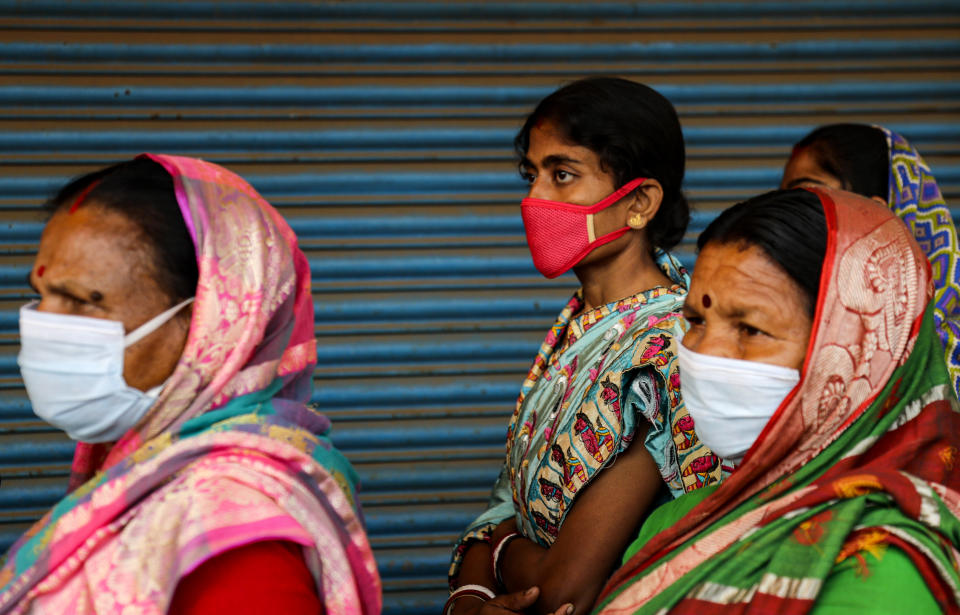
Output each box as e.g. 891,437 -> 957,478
586,177 -> 647,244
123,297 -> 195,348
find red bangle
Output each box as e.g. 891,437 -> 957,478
490,531 -> 521,590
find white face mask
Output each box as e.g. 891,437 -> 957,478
678,344 -> 800,466
17,297 -> 194,443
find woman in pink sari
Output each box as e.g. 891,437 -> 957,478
0,155 -> 381,614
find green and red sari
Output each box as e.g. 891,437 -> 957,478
594,187 -> 960,614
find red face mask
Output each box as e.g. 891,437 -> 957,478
520,177 -> 646,278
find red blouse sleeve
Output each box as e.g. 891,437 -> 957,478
168,540 -> 324,615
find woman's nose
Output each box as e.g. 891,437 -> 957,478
684,327 -> 739,360
524,176 -> 552,201
34,297 -> 55,314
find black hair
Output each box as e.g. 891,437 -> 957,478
792,124 -> 889,200
697,189 -> 827,316
514,76 -> 689,251
44,158 -> 199,304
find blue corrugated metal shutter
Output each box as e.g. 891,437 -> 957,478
0,2 -> 957,613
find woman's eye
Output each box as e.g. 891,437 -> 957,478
519,168 -> 535,184
59,293 -> 90,310
554,170 -> 573,183
740,323 -> 764,336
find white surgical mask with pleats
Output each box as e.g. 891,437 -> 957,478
678,344 -> 800,466
17,297 -> 194,442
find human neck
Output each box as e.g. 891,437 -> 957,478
575,245 -> 672,313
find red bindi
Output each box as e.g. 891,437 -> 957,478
36,265 -> 45,278
702,294 -> 712,308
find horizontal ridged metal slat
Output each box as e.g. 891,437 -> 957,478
0,2 -> 957,613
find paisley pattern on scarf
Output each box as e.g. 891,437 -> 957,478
0,154 -> 381,615
449,250 -> 721,583
881,127 -> 960,397
595,187 -> 960,615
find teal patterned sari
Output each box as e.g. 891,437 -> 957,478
449,249 -> 721,582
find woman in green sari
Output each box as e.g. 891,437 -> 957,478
595,187 -> 960,614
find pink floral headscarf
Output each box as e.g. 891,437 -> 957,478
70,153 -> 318,483
0,154 -> 381,615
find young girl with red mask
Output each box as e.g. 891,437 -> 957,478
445,77 -> 723,615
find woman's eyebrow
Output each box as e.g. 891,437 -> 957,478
518,158 -> 539,176
723,302 -> 773,320
45,280 -> 103,304
539,154 -> 583,169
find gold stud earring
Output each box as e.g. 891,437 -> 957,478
629,214 -> 645,228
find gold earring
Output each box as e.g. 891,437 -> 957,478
629,214 -> 645,228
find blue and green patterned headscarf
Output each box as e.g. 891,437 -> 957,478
882,127 -> 960,397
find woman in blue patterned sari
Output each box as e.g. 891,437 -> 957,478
782,124 -> 960,397
445,78 -> 721,615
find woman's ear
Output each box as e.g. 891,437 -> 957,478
626,179 -> 664,230
870,195 -> 888,207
